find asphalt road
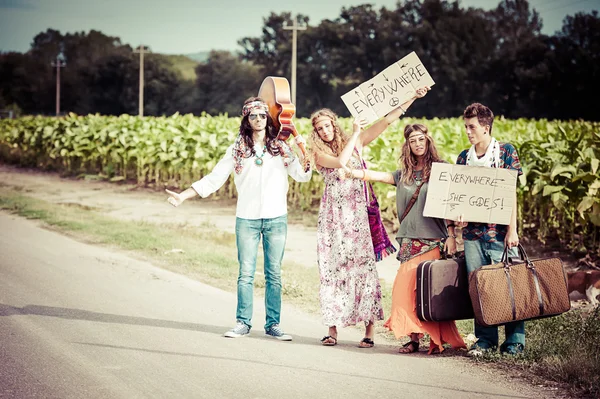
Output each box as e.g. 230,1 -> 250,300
0,212 -> 549,399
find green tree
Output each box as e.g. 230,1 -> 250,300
194,50 -> 263,116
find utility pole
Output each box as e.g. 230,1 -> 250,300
51,51 -> 66,116
283,16 -> 306,106
134,45 -> 149,117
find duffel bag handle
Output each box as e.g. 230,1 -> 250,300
501,243 -> 531,265
501,243 -> 545,318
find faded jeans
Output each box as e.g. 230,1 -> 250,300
235,215 -> 287,330
464,239 -> 525,351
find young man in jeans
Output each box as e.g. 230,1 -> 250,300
455,102 -> 524,356
166,97 -> 312,341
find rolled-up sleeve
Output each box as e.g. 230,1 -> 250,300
287,157 -> 312,183
191,145 -> 234,198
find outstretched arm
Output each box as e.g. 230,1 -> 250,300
166,145 -> 234,207
340,167 -> 395,185
359,86 -> 430,147
166,187 -> 198,207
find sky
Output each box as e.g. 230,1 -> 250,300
0,0 -> 598,55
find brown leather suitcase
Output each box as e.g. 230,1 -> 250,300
416,254 -> 474,322
468,244 -> 571,327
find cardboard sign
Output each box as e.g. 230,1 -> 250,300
341,52 -> 435,124
423,163 -> 518,225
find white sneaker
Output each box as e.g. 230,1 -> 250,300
223,321 -> 250,338
264,324 -> 292,341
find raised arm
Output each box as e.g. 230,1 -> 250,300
359,86 -> 430,147
315,118 -> 367,169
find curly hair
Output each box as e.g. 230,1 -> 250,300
308,108 -> 356,165
239,96 -> 282,157
463,102 -> 494,136
399,123 -> 443,185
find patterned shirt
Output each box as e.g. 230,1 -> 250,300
456,142 -> 523,242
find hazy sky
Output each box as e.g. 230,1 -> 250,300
0,0 -> 598,55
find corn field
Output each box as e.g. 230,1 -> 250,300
1,113 -> 598,256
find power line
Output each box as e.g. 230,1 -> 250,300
538,0 -> 594,13
530,0 -> 570,7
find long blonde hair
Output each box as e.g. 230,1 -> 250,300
308,108 -> 355,165
399,124 -> 443,185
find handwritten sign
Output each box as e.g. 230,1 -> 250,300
341,52 -> 435,124
423,163 -> 518,225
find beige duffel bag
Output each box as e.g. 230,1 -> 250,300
468,244 -> 571,327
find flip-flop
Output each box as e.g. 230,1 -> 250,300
358,337 -> 374,348
321,335 -> 337,346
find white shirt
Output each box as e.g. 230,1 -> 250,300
191,143 -> 312,219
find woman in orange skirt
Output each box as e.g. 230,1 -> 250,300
341,123 -> 466,354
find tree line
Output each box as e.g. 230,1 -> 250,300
0,0 -> 598,120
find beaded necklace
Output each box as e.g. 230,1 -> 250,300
254,145 -> 267,166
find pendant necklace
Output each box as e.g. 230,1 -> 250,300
255,145 -> 267,166
413,170 -> 423,186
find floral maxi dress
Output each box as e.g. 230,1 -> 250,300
317,156 -> 384,327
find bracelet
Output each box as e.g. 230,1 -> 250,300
447,234 -> 457,239
446,223 -> 455,228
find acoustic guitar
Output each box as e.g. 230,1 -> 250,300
258,76 -> 310,171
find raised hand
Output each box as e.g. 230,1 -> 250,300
415,86 -> 430,98
352,117 -> 368,133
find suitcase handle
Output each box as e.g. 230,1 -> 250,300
441,250 -> 465,260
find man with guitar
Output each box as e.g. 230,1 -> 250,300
166,96 -> 312,341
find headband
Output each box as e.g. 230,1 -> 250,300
407,131 -> 427,139
242,101 -> 269,117
313,116 -> 333,126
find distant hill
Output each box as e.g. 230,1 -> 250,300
161,51 -> 233,81
162,54 -> 201,81
183,51 -> 210,63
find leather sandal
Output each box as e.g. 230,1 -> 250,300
399,341 -> 419,354
320,335 -> 337,346
358,337 -> 374,348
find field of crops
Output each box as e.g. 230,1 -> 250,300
1,113 -> 598,255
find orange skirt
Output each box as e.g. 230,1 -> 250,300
383,247 -> 466,354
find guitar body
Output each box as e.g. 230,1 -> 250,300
258,77 -> 296,141
258,76 -> 309,169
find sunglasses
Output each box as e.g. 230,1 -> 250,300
249,113 -> 267,121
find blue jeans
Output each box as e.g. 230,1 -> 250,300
235,215 -> 287,330
464,240 -> 525,351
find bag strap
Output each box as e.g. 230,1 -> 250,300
502,243 -> 545,319
399,183 -> 423,225
358,151 -> 378,205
